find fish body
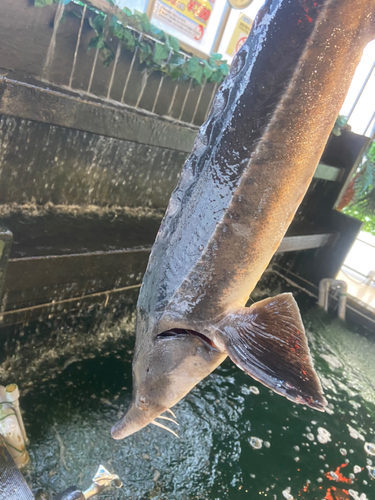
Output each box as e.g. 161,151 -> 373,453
112,0 -> 375,439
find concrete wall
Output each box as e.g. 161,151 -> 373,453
0,0 -> 216,125
0,78 -> 197,208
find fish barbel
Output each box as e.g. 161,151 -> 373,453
112,0 -> 375,439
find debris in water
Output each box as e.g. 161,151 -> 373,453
317,427 -> 331,444
249,386 -> 260,395
364,442 -> 375,456
329,471 -> 339,481
348,489 -> 369,500
366,465 -> 375,480
241,386 -> 252,395
249,437 -> 263,449
325,463 -> 353,484
282,486 -> 294,499
348,425 -> 365,441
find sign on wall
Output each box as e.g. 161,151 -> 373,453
226,13 -> 252,56
152,0 -> 214,42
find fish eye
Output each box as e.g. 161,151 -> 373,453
138,396 -> 148,409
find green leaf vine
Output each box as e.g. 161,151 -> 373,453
343,141 -> 375,235
34,0 -> 229,85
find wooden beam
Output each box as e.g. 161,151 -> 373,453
314,162 -> 343,182
276,233 -> 336,253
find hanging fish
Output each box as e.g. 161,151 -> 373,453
112,0 -> 375,439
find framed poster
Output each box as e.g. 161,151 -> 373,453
152,0 -> 215,43
226,13 -> 252,56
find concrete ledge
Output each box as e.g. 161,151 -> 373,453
0,77 -> 197,153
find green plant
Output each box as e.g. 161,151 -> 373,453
343,141 -> 375,235
332,114 -> 349,136
34,0 -> 229,85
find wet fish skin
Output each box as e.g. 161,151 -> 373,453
112,0 -> 375,439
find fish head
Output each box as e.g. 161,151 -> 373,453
111,310 -> 226,439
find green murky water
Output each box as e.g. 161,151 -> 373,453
21,303 -> 375,500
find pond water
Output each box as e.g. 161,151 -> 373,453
21,301 -> 375,500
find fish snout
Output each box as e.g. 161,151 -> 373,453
111,401 -> 164,440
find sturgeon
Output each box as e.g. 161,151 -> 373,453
112,0 -> 375,439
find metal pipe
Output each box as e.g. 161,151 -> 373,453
121,33 -> 143,103
0,282 -> 141,319
107,41 -> 121,99
191,80 -> 206,124
69,4 -> 87,88
167,55 -> 187,117
43,0 -> 65,79
87,49 -> 99,94
364,107 -> 375,137
346,60 -> 375,121
178,78 -> 193,121
204,83 -> 218,121
337,281 -> 347,321
318,278 -> 329,310
135,69 -> 150,108
263,269 -> 318,298
266,268 -> 373,326
167,82 -> 179,116
152,50 -> 173,114
318,278 -> 347,320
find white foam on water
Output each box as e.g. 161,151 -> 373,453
348,425 -> 366,441
317,427 -> 331,444
249,437 -> 263,449
364,442 -> 375,455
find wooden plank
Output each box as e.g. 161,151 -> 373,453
314,162 -> 343,182
277,233 -> 336,253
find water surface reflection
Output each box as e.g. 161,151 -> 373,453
23,304 -> 375,499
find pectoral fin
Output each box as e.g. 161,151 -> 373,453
216,293 -> 327,411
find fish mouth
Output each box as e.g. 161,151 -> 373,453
157,328 -> 219,349
111,328 -> 222,440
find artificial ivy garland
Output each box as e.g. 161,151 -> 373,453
35,0 -> 230,86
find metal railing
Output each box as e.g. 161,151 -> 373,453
42,1 -> 218,127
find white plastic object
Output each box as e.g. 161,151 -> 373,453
0,385 -> 29,468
